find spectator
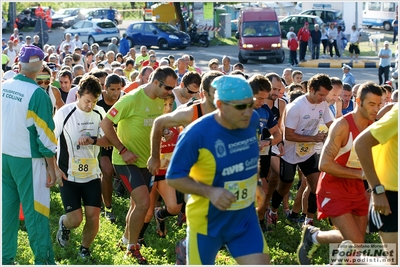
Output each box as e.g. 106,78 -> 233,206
392,15 -> 398,44
3,40 -> 16,71
218,55 -> 233,74
348,25 -> 361,63
320,23 -> 329,58
310,24 -> 321,60
341,64 -> 355,87
208,58 -> 219,71
288,33 -> 299,66
107,38 -> 119,54
119,33 -> 130,56
286,26 -> 295,40
9,28 -> 19,41
45,6 -> 53,32
328,23 -> 340,59
336,26 -> 346,57
298,22 -> 311,62
378,41 -> 392,85
35,3 -> 45,20
107,6 -> 115,23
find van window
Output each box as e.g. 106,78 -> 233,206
383,2 -> 396,12
368,2 -> 381,11
243,21 -> 280,37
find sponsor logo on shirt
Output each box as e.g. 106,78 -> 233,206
110,107 -> 118,117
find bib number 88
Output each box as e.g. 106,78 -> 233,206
78,164 -> 89,172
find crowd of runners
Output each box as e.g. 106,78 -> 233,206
1,30 -> 398,265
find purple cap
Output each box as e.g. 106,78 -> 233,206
18,45 -> 45,63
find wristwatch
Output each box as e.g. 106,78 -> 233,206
372,184 -> 385,195
91,136 -> 98,145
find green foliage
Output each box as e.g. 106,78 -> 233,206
13,178 -> 382,265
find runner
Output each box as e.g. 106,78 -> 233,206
297,82 -> 383,264
166,75 -> 271,265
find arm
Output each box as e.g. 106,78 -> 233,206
167,177 -> 237,211
354,129 -> 391,215
335,99 -> 343,118
100,116 -> 139,164
51,86 -> 65,110
319,119 -> 363,178
285,127 -> 326,143
147,108 -> 193,174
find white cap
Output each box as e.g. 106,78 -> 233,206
342,64 -> 352,70
384,40 -> 390,45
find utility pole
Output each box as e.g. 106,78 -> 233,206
9,2 -> 16,30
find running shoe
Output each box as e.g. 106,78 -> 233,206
303,219 -> 314,228
154,208 -> 166,238
297,225 -> 320,265
125,244 -> 148,265
175,238 -> 187,265
265,210 -> 278,231
56,215 -> 70,247
104,207 -> 116,223
176,211 -> 186,227
285,213 -> 302,228
78,247 -> 91,259
284,208 -> 291,217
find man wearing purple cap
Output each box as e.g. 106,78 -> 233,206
166,75 -> 271,265
2,45 -> 60,264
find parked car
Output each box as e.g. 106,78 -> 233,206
16,6 -> 48,29
279,15 -> 324,38
84,8 -> 123,26
64,18 -> 120,46
52,8 -> 82,28
300,9 -> 346,31
125,21 -> 190,50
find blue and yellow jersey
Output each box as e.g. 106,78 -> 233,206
166,110 -> 260,237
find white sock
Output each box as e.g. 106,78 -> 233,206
128,243 -> 136,250
305,217 -> 313,224
270,210 -> 277,215
122,236 -> 129,245
311,231 -> 319,244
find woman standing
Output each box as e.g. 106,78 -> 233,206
328,23 -> 340,59
320,24 -> 329,58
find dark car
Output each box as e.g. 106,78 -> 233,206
125,21 -> 190,50
279,15 -> 324,38
83,8 -> 123,26
16,6 -> 48,29
51,8 -> 81,28
300,9 -> 346,31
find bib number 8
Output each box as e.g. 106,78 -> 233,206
78,164 -> 89,172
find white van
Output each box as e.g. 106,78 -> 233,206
362,2 -> 398,31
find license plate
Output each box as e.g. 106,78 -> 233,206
183,41 -> 188,44
259,56 -> 267,60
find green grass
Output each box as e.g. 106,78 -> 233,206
12,177 -> 382,265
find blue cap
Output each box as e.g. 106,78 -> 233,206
212,75 -> 253,105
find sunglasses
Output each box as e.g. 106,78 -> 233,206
158,80 -> 174,91
184,84 -> 198,95
221,99 -> 255,110
36,79 -> 51,86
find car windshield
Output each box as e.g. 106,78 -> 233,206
315,17 -> 324,24
333,11 -> 342,19
243,21 -> 280,37
56,9 -> 74,15
97,21 -> 116,29
155,23 -> 178,33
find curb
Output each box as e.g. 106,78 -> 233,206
298,60 -> 396,68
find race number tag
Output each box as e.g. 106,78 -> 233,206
224,175 -> 257,211
159,152 -> 173,170
346,146 -> 361,168
295,142 -> 315,157
259,145 -> 270,156
71,158 -> 98,178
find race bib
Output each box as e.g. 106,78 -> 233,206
259,144 -> 270,156
224,175 -> 257,211
346,146 -> 361,169
295,142 -> 315,157
159,152 -> 173,170
71,158 -> 98,178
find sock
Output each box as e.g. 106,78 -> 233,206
180,203 -> 186,213
305,217 -> 313,224
128,244 -> 137,250
121,235 -> 129,245
271,190 -> 284,210
307,192 -> 317,214
311,231 -> 319,244
291,211 -> 299,218
138,222 -> 150,239
158,207 -> 173,220
270,210 -> 277,215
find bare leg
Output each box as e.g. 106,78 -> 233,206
81,206 -> 101,248
127,185 -> 150,244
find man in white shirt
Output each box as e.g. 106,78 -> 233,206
348,25 -> 361,63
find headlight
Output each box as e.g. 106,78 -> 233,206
271,43 -> 281,48
243,44 -> 254,48
169,35 -> 179,40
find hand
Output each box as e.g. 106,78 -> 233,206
121,149 -> 139,165
277,142 -> 285,157
314,132 -> 327,143
372,194 -> 391,216
147,156 -> 160,176
47,166 -> 67,187
77,136 -> 94,146
208,187 -> 237,211
259,139 -> 270,151
162,129 -> 174,142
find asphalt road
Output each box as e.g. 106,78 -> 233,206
3,19 -> 394,85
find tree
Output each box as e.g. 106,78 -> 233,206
174,2 -> 186,31
129,2 -> 136,9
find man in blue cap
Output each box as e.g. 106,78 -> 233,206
166,75 -> 271,265
2,45 -> 59,264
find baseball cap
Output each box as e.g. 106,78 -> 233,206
212,75 -> 253,104
18,45 -> 45,63
2,38 -> 5,41
2,70 -> 17,80
384,40 -> 389,45
25,35 -> 31,40
342,64 -> 351,70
